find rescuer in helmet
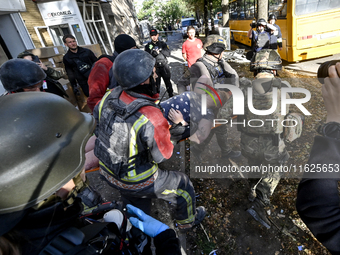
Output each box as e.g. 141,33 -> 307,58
0,58 -> 67,98
0,58 -> 102,209
17,51 -> 68,98
218,48 -> 304,229
0,92 -> 182,255
93,49 -> 206,231
177,34 -> 241,160
0,58 -> 47,94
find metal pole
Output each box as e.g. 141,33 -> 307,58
85,9 -> 97,44
93,21 -> 108,54
81,1 -> 96,44
97,2 -> 114,53
34,26 -> 46,47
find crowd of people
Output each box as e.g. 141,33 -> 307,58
0,14 -> 339,255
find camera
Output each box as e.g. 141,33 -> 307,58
317,60 -> 340,83
250,20 -> 257,28
32,55 -> 40,63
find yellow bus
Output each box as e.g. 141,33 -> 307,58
229,0 -> 340,62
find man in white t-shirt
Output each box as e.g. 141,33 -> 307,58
182,26 -> 203,68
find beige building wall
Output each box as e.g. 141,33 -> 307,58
20,0 -> 53,48
101,0 -> 142,49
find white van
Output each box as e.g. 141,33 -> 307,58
181,17 -> 200,38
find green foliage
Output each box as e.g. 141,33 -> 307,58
137,0 -> 155,21
159,0 -> 192,25
183,0 -> 222,13
137,0 -> 192,26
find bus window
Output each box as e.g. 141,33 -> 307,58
295,0 -> 340,16
269,0 -> 287,18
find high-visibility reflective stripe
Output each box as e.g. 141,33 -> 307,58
98,91 -> 112,122
127,115 -> 148,177
161,189 -> 194,224
99,161 -> 158,183
98,93 -> 158,182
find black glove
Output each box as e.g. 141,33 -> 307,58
151,50 -> 159,57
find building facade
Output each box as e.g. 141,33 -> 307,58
0,0 -> 141,61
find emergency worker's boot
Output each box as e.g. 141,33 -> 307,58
247,198 -> 271,229
178,206 -> 206,231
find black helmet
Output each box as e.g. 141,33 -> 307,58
0,59 -> 46,92
17,50 -> 35,59
268,14 -> 277,21
203,35 -> 226,54
257,18 -> 267,27
112,49 -> 156,90
250,49 -> 282,72
17,50 -> 34,58
0,92 -> 95,215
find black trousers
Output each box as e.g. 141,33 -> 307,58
156,65 -> 173,97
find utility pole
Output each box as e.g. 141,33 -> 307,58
258,0 -> 268,20
221,0 -> 229,27
210,0 -> 215,33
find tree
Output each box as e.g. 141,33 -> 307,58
158,0 -> 191,26
137,0 -> 156,21
183,0 -> 221,36
221,0 -> 229,27
258,0 -> 268,20
137,0 -> 191,27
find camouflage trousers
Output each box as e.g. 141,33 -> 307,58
240,133 -> 289,205
176,66 -> 190,94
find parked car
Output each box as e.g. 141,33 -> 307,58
208,19 -> 220,31
181,17 -> 200,38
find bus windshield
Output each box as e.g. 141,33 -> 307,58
295,0 -> 340,16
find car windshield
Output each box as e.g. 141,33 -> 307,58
214,20 -> 219,24
182,20 -> 195,27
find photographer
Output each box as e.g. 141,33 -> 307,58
17,51 -> 68,98
296,62 -> 340,254
0,92 -> 181,255
247,18 -> 277,53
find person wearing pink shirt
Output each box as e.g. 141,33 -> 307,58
182,26 -> 203,67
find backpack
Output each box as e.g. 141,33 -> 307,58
238,77 -> 288,135
39,202 -> 147,255
95,87 -> 160,179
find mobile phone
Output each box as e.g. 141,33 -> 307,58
32,55 -> 40,63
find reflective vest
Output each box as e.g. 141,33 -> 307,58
94,87 -> 169,184
196,57 -> 233,86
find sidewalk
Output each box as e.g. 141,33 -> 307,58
283,53 -> 340,75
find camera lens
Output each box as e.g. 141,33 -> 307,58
317,60 -> 339,83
